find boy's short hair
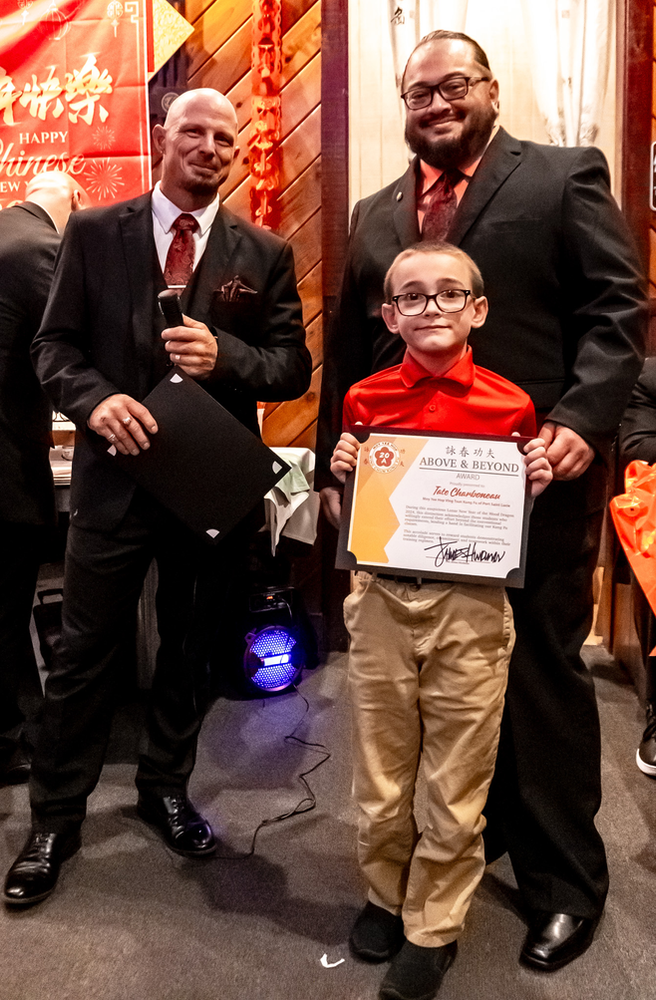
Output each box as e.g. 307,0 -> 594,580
383,242 -> 485,302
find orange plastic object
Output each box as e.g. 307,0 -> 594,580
610,459 -> 656,651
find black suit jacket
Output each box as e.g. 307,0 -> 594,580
31,192 -> 311,531
0,202 -> 59,525
317,128 -> 647,503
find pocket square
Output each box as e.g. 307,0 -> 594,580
217,276 -> 258,303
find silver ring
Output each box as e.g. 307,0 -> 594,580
108,433 -> 116,441
122,416 -> 131,426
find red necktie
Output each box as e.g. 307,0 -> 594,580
421,171 -> 462,241
164,213 -> 199,287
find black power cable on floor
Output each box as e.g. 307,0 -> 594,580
213,686 -> 332,861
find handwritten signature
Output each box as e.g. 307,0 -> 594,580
424,538 -> 505,568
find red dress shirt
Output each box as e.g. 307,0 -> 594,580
343,347 -> 536,437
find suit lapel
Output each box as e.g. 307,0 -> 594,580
393,161 -> 421,247
185,206 -> 241,316
449,128 -> 523,245
118,193 -> 157,363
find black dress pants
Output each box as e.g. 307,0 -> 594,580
0,522 -> 45,749
30,490 -> 247,833
484,481 -> 608,920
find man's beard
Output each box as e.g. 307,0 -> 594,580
405,103 -> 497,169
187,175 -> 220,197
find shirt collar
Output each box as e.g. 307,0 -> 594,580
400,346 -> 475,388
418,123 -> 499,196
151,181 -> 220,237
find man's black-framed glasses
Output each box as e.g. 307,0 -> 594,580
392,289 -> 472,316
401,76 -> 490,110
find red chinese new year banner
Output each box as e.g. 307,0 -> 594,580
0,0 -> 151,209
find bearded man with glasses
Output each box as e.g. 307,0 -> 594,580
316,29 -> 647,974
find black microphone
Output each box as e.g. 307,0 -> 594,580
158,288 -> 184,328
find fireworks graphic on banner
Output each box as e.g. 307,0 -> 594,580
92,124 -> 115,150
85,157 -> 124,199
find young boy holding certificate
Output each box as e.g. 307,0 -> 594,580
330,242 -> 552,1000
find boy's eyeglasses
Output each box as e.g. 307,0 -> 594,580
391,289 -> 472,316
401,76 -> 490,110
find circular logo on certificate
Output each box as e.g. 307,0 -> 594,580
369,441 -> 400,473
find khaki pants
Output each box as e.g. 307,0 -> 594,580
344,573 -> 514,947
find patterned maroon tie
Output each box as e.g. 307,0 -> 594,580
164,213 -> 199,287
421,171 -> 462,241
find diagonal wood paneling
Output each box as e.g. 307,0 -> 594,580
188,2 -> 320,94
185,0 -> 322,450
222,58 -> 321,197
288,208 -> 321,283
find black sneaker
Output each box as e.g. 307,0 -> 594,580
349,901 -> 405,962
379,939 -> 457,1000
637,703 -> 656,777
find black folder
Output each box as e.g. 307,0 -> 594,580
107,368 -> 290,544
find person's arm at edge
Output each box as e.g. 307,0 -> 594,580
618,358 -> 656,467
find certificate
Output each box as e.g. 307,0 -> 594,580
336,428 -> 532,587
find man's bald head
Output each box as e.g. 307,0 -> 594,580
24,170 -> 87,232
153,89 -> 240,212
163,88 -> 238,133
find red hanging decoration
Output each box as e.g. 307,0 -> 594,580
249,0 -> 282,230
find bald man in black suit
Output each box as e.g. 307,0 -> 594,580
4,89 -> 310,909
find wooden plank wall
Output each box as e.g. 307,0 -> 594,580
184,0 -> 322,449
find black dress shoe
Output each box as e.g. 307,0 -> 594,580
379,940 -> 457,1000
137,793 -> 216,857
520,911 -> 598,971
349,901 -> 405,962
4,829 -> 81,907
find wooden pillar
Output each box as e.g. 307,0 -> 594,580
616,0 -> 653,276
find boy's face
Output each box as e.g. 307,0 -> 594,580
381,251 -> 488,374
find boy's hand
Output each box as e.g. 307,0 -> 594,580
330,432 -> 361,483
521,436 -> 553,497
